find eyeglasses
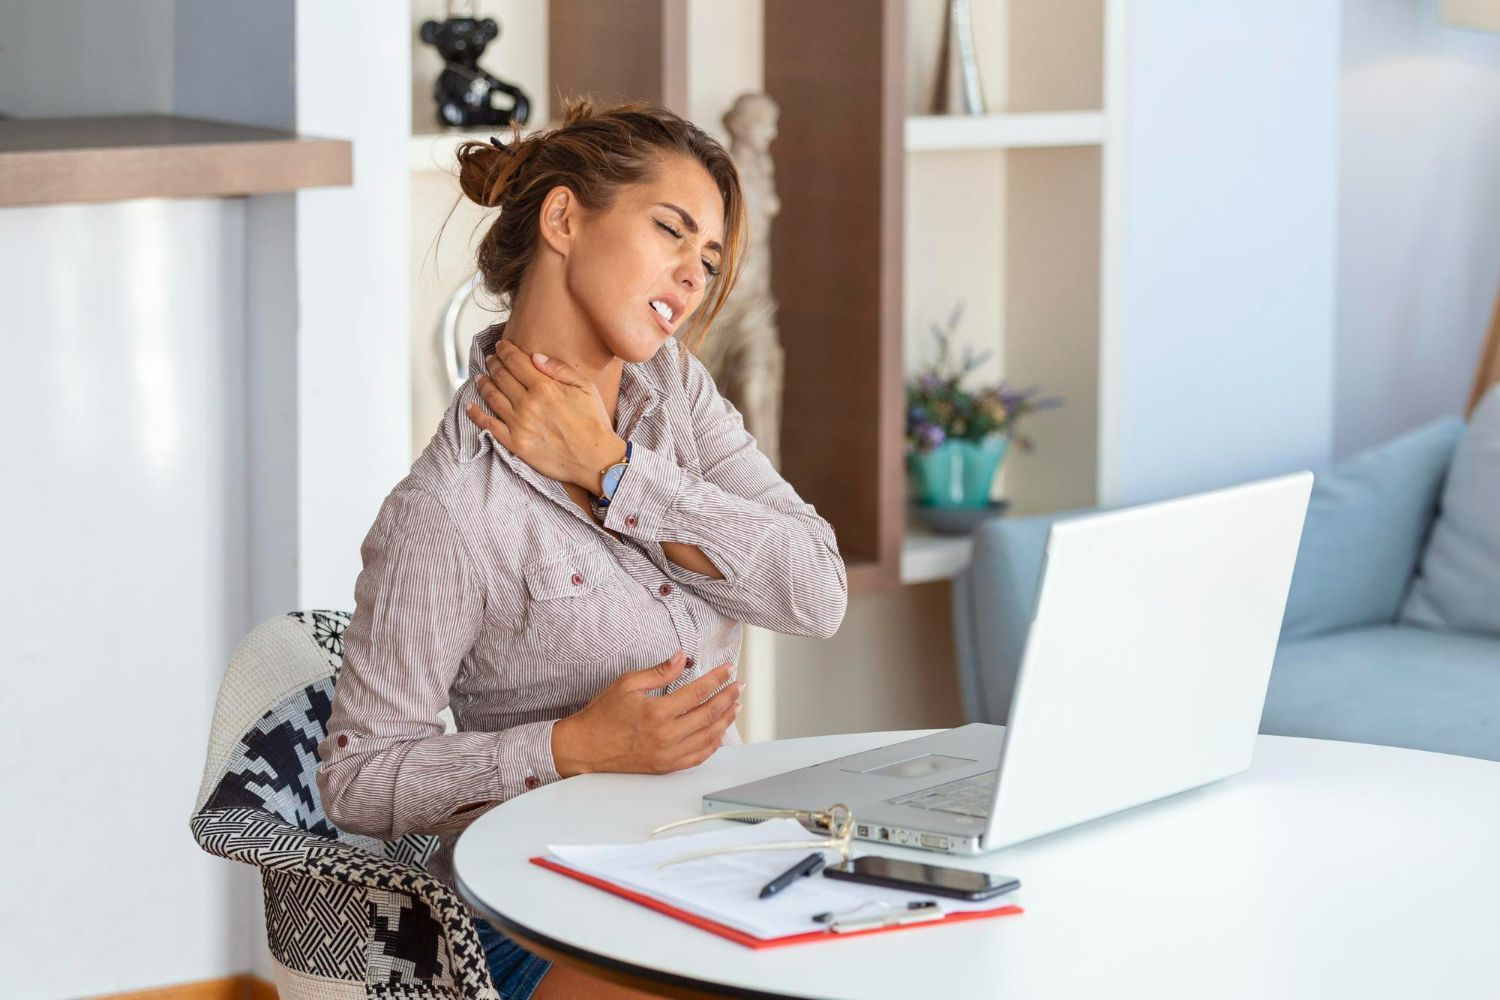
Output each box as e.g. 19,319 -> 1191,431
648,802 -> 855,870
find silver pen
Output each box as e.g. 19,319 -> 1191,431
829,906 -> 946,934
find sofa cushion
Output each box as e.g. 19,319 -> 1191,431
1399,385 -> 1500,635
1279,416 -> 1464,640
1262,623 -> 1500,762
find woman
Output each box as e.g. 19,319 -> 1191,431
315,98 -> 849,999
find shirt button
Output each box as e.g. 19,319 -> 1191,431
625,513 -> 639,529
659,583 -> 674,596
570,572 -> 584,586
336,734 -> 348,748
524,776 -> 540,790
685,656 -> 695,669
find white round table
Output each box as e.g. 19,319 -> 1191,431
454,729 -> 1500,999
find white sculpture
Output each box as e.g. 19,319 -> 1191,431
682,92 -> 786,470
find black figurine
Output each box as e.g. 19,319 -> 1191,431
419,11 -> 531,129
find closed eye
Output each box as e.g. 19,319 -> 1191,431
656,219 -> 722,278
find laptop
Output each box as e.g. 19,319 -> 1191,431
704,470 -> 1314,855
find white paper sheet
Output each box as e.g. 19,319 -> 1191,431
546,818 -> 1020,941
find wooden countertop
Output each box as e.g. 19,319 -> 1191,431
0,114 -> 352,207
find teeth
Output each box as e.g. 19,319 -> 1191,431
650,300 -> 673,322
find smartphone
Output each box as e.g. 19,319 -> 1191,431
823,856 -> 1020,901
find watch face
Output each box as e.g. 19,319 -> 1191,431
601,464 -> 626,499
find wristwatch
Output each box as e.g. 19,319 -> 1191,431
589,439 -> 632,521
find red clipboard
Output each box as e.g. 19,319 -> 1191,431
530,856 -> 1024,950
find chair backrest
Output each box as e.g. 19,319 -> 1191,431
952,507 -> 1098,725
193,610 -> 438,865
191,611 -> 497,999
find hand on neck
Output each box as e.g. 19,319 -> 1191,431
500,291 -> 624,421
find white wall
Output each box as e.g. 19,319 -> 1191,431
0,2 -> 412,995
0,197 -> 256,998
1100,0 -> 1342,507
1336,0 -> 1500,456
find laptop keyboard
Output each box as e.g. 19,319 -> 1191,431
886,769 -> 998,818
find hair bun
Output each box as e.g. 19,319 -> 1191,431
560,96 -> 597,127
456,128 -> 538,209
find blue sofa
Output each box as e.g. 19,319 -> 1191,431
951,416 -> 1500,763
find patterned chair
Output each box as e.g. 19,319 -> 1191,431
189,610 -> 500,999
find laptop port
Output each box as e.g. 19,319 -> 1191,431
856,824 -> 870,838
920,834 -> 950,850
878,828 -> 890,841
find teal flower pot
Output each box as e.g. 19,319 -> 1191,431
908,436 -> 1011,508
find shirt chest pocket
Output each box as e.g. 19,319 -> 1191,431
522,545 -> 645,665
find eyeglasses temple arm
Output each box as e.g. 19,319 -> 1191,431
649,808 -> 808,836
653,839 -> 846,870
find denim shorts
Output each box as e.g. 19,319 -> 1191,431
475,917 -> 552,999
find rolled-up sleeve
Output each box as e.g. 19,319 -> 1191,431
602,349 -> 849,639
315,488 -> 558,841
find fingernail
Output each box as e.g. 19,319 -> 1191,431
738,682 -> 748,693
534,352 -> 549,364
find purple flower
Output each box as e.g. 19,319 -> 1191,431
922,423 -> 946,448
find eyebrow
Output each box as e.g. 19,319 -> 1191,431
656,202 -> 723,256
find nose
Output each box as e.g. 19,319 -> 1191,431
673,255 -> 703,295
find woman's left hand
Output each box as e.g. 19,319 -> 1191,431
466,339 -> 623,489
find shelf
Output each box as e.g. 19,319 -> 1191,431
900,531 -> 975,585
904,111 -> 1104,152
0,115 -> 351,208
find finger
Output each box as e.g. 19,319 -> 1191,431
485,358 -> 529,406
474,373 -> 516,421
496,338 -> 543,389
465,400 -> 512,447
664,679 -> 744,743
619,649 -> 687,692
531,352 -> 589,390
660,661 -> 737,715
668,702 -> 742,771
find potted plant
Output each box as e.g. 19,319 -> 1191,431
906,302 -> 1062,528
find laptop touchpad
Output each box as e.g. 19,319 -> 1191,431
849,754 -> 976,780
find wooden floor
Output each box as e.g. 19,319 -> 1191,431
96,975 -> 277,1000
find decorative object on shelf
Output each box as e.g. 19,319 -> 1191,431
906,301 -> 1062,522
931,0 -> 987,115
677,93 -> 787,469
419,0 -> 531,130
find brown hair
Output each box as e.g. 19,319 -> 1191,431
448,96 -> 748,361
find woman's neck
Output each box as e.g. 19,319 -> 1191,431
500,293 -> 625,426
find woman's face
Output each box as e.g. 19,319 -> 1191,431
563,154 -> 726,364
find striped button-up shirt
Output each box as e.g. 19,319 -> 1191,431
315,322 -> 848,900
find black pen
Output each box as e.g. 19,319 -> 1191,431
759,852 -> 826,899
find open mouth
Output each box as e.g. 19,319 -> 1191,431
648,298 -> 676,333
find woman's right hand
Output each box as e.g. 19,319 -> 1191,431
550,650 -> 744,778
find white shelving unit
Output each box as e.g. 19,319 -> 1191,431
898,0 -> 1107,587
901,531 -> 977,585
905,110 -> 1104,152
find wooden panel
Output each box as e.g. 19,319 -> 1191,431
0,115 -> 350,207
550,0 -> 669,108
765,0 -> 905,593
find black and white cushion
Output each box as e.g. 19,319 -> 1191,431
189,610 -> 498,1000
